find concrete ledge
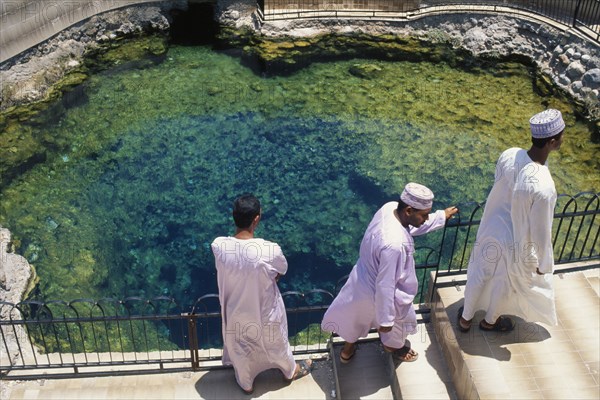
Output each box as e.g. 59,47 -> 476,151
262,4 -> 573,35
331,340 -> 395,399
430,268 -> 600,400
0,0 -> 168,63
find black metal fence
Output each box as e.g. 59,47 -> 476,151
0,290 -> 334,379
435,191 -> 600,272
259,0 -> 600,42
1,192 -> 598,378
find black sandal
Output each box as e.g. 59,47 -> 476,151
286,359 -> 313,382
479,316 -> 515,332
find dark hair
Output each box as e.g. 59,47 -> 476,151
531,131 -> 563,149
233,194 -> 261,229
397,198 -> 410,211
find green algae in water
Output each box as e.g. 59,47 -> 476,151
1,45 -> 599,306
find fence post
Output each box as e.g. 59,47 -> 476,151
184,313 -> 199,370
572,0 -> 583,27
429,224 -> 447,303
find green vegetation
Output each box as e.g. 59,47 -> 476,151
0,35 -> 169,190
290,323 -> 330,347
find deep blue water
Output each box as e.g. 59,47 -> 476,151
1,45 -> 598,309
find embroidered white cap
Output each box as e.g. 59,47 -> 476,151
400,182 -> 434,210
529,109 -> 565,138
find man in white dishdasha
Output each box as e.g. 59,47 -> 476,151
212,194 -> 312,394
458,109 -> 564,333
322,183 -> 458,363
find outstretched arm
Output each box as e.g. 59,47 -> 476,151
410,207 -> 458,236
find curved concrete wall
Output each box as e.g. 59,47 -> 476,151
0,0 -> 165,63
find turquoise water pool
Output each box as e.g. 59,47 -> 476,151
1,44 -> 598,304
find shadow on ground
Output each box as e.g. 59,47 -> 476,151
448,299 -> 551,361
195,359 -> 333,399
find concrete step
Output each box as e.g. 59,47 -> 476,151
431,270 -> 600,399
331,340 -> 395,400
390,323 -> 457,400
330,324 -> 458,400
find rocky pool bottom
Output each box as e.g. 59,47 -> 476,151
0,37 -> 599,316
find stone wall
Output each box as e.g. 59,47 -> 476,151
0,0 -> 185,63
0,1 -> 187,111
0,227 -> 37,378
213,4 -> 600,119
2,1 -> 598,117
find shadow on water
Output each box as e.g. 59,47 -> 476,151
61,84 -> 89,110
169,3 -> 218,46
348,171 -> 391,208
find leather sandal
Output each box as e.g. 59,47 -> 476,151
479,316 -> 515,332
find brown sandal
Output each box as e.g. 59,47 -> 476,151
340,344 -> 357,364
394,345 -> 419,362
457,306 -> 472,332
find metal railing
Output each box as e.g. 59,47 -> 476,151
436,191 -> 600,271
0,290 -> 335,379
1,192 -> 598,378
259,0 -> 600,42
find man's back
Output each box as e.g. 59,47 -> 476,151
356,202 -> 406,291
477,148 -> 529,242
512,154 -> 557,275
460,108 -> 564,331
212,237 -> 286,322
211,236 -> 295,391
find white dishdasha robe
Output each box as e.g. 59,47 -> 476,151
462,147 -> 557,326
321,202 -> 446,348
212,237 -> 295,391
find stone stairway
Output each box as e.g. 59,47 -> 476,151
331,341 -> 395,400
329,324 -> 457,400
329,267 -> 599,399
431,267 -> 600,400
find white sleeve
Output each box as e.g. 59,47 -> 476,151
375,246 -> 400,327
528,190 -> 556,273
270,242 -> 288,276
410,210 -> 446,236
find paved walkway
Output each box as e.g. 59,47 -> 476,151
3,357 -> 335,399
3,326 -> 457,399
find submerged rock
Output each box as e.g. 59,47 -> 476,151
349,63 -> 383,79
45,217 -> 59,231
